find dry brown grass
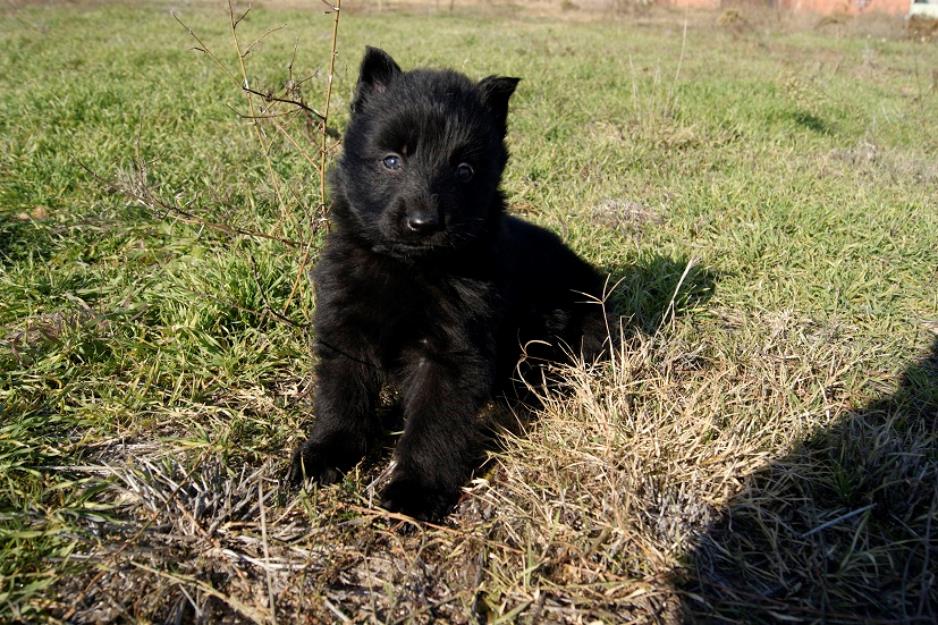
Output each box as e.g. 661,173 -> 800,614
40,311 -> 937,623
908,15 -> 938,42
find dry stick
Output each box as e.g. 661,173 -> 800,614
232,3 -> 252,29
79,161 -> 302,248
258,480 -> 278,625
231,107 -> 302,121
226,0 -> 294,238
281,0 -> 342,316
318,0 -> 341,213
243,23 -> 288,57
268,115 -> 321,170
130,561 -> 268,625
668,18 -> 688,115
174,8 -> 308,241
172,10 -> 241,85
174,12 -> 312,128
800,503 -> 875,538
659,256 -> 699,333
242,86 -> 326,122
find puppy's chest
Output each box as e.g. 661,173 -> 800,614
336,262 -> 495,354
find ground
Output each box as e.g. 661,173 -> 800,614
1,1 -> 937,623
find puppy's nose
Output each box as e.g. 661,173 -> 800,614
405,211 -> 441,234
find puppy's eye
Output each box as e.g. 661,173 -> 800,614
455,163 -> 474,182
382,154 -> 402,171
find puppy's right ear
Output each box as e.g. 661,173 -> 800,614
351,47 -> 402,113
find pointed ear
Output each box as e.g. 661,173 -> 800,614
478,75 -> 520,134
351,47 -> 402,112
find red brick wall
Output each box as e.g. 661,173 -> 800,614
779,0 -> 909,14
670,0 -> 720,7
661,0 -> 910,14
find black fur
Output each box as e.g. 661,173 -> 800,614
290,47 -> 608,521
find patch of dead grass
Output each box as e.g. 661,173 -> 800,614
828,140 -> 938,185
40,312 -> 920,624
592,198 -> 663,232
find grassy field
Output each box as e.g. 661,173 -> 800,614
2,1 -> 937,622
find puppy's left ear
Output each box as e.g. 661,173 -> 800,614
478,76 -> 520,135
352,46 -> 402,112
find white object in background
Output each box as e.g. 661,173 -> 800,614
910,0 -> 938,18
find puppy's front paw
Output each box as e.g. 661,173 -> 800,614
288,439 -> 345,487
379,473 -> 457,522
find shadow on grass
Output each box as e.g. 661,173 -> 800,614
790,110 -> 832,135
486,254 -> 718,475
603,254 -> 718,335
0,212 -> 55,269
680,336 -> 938,623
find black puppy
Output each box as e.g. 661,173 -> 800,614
290,47 -> 608,520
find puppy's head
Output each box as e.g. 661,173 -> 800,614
334,47 -> 519,258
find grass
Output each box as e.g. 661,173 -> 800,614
1,1 -> 937,622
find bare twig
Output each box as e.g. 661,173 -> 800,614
318,0 -> 342,212
801,504 -> 875,538
130,561 -> 268,624
226,0 -> 292,235
232,4 -> 252,30
659,256 -> 699,332
249,254 -> 306,328
172,10 -> 240,86
280,0 -> 342,316
258,480 -> 278,625
79,160 -> 302,248
242,86 -> 327,122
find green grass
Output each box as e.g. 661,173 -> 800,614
1,2 -> 937,622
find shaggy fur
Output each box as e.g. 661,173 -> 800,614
290,47 -> 608,520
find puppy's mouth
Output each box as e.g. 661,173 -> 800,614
371,240 -> 451,259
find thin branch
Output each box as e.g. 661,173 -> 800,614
242,86 -> 326,122
244,24 -> 287,57
172,10 -> 240,86
226,0 -> 293,235
801,504 -> 875,538
249,254 -> 306,328
228,106 -> 302,121
268,115 -> 320,170
79,160 -> 302,248
282,0 -> 341,315
287,38 -> 299,86
318,0 -> 342,211
232,4 -> 252,30
258,481 -> 278,625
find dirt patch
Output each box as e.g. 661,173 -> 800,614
2,308 -> 111,363
908,14 -> 938,42
829,140 -> 938,185
591,197 -> 663,231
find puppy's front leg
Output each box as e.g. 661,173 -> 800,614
290,341 -> 383,486
381,353 -> 493,521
